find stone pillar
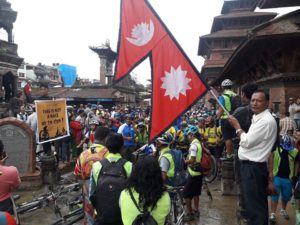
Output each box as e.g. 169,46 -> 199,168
7,28 -> 13,43
99,57 -> 107,85
221,159 -> 238,195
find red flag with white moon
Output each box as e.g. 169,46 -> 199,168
114,0 -> 167,81
114,0 -> 208,142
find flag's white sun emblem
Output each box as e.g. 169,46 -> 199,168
126,20 -> 154,46
161,66 -> 192,100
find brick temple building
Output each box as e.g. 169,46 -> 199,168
198,0 -> 276,84
213,0 -> 300,115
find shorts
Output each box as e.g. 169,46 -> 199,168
0,197 -> 13,215
208,146 -> 223,158
221,119 -> 234,140
182,175 -> 203,199
271,176 -> 292,202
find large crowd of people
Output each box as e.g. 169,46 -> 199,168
1,80 -> 300,225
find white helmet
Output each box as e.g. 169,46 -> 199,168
221,79 -> 233,87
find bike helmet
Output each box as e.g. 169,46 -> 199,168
280,134 -> 294,151
180,121 -> 188,128
184,125 -> 199,136
0,211 -> 16,225
156,132 -> 173,145
197,117 -> 205,123
89,119 -> 99,125
221,79 -> 233,87
205,116 -> 214,125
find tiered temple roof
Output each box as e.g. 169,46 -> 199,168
198,0 -> 277,83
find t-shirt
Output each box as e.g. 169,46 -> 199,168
0,165 -> 21,201
189,144 -> 197,157
204,126 -> 222,145
159,156 -> 170,173
294,105 -> 300,119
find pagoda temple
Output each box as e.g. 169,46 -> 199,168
214,1 -> 300,115
0,0 -> 23,103
198,0 -> 277,84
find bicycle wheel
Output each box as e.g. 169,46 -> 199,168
17,201 -> 41,214
51,210 -> 84,225
204,155 -> 217,183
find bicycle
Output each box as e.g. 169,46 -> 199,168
50,196 -> 84,225
16,183 -> 80,216
166,186 -> 185,225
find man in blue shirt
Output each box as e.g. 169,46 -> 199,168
121,114 -> 136,161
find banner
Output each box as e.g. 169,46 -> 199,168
36,99 -> 69,144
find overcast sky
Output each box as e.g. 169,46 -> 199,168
5,0 -> 300,85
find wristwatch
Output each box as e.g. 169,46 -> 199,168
235,128 -> 243,134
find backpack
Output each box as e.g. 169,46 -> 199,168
200,143 -> 212,175
165,149 -> 187,186
128,188 -> 158,225
91,158 -> 127,224
81,145 -> 108,179
224,94 -> 241,114
190,143 -> 212,175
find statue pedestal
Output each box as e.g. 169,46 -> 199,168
221,160 -> 239,196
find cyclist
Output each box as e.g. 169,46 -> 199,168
77,119 -> 99,149
156,132 -> 175,184
197,118 -> 206,141
204,116 -> 223,159
216,79 -> 237,159
135,121 -> 148,149
74,127 -> 110,225
269,134 -> 299,223
183,125 -> 203,222
119,157 -> 170,225
90,133 -> 132,225
176,121 -> 189,151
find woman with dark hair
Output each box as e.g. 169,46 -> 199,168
119,157 -> 170,225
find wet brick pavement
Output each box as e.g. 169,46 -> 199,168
15,179 -> 296,225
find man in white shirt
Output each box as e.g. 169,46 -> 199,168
228,90 -> 277,225
288,97 -> 297,120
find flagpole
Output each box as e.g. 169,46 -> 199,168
209,88 -> 230,117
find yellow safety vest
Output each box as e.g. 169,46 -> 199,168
273,147 -> 298,179
119,188 -> 171,225
188,139 -> 202,176
158,147 -> 175,178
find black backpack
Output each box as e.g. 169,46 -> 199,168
224,94 -> 241,114
91,158 -> 127,225
128,188 -> 158,225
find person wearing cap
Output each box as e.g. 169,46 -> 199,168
204,116 -> 222,158
135,121 -> 148,149
156,132 -> 175,183
182,125 -> 203,222
17,106 -> 28,122
269,134 -> 299,223
77,120 -> 99,149
197,118 -> 205,140
216,79 -> 237,159
176,121 -> 189,151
